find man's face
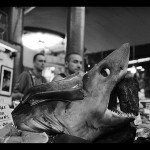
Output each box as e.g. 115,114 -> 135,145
33,55 -> 46,72
66,54 -> 83,74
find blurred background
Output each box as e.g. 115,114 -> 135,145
1,7 -> 150,104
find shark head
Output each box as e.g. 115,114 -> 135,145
79,43 -> 137,140
12,43 -> 138,142
83,43 -> 130,113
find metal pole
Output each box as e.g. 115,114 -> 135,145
9,7 -> 24,86
66,7 -> 85,59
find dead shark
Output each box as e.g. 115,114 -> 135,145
12,43 -> 136,142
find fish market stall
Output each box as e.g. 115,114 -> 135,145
0,43 -> 147,143
0,40 -> 17,107
0,40 -> 17,127
134,98 -> 150,140
140,99 -> 150,124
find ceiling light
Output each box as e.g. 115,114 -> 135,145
22,32 -> 64,51
141,68 -> 145,71
136,66 -> 142,70
127,66 -> 136,74
129,57 -> 150,64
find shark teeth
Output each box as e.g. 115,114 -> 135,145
109,109 -> 136,118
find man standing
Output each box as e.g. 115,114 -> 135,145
12,53 -> 47,101
53,52 -> 84,81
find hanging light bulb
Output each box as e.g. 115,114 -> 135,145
127,66 -> 137,74
131,66 -> 137,74
136,66 -> 142,70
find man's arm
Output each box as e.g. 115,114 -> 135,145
42,76 -> 48,83
12,71 -> 29,101
12,93 -> 24,101
52,75 -> 64,82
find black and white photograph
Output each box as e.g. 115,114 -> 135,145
0,65 -> 13,96
1,6 -> 150,143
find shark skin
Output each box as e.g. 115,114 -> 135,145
12,43 -> 135,142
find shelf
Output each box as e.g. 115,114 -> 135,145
140,99 -> 150,103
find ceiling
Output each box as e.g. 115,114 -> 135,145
24,7 -> 150,54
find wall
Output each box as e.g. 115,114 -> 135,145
0,48 -> 14,106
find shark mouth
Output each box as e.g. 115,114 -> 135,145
108,74 -> 139,121
108,107 -> 136,120
93,75 -> 139,143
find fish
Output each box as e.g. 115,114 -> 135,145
12,43 -> 137,142
95,75 -> 139,143
108,74 -> 139,116
116,74 -> 139,116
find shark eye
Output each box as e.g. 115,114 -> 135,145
100,67 -> 110,77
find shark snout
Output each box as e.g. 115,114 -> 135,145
105,43 -> 130,71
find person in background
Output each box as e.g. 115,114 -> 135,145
50,53 -> 88,143
53,52 -> 84,81
12,53 -> 47,102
